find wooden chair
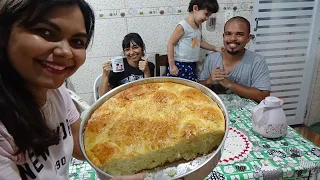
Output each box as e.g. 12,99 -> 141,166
155,54 -> 169,76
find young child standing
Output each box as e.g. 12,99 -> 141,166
167,0 -> 224,82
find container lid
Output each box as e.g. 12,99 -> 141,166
264,96 -> 283,107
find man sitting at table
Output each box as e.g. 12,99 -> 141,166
199,16 -> 271,102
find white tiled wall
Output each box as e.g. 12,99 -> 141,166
126,15 -> 186,53
69,0 -> 319,127
87,19 -> 128,58
87,0 -> 126,10
125,0 -> 190,8
69,0 -> 255,105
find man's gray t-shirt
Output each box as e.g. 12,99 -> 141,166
199,49 -> 271,93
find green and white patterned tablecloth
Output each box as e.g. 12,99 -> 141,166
69,95 -> 320,180
206,95 -> 320,180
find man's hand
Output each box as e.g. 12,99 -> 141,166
219,77 -> 234,89
207,67 -> 227,85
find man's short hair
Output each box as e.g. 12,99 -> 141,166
224,16 -> 251,34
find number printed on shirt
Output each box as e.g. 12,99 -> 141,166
56,157 -> 66,170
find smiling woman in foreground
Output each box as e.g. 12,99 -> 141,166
0,0 -> 143,179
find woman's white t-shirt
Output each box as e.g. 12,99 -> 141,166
0,85 -> 79,180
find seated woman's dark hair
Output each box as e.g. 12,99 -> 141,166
122,33 -> 146,56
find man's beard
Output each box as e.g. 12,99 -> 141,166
226,42 -> 241,55
226,49 -> 240,55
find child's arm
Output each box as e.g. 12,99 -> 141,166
200,39 -> 224,52
167,25 -> 184,75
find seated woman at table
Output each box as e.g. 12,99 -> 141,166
99,33 -> 155,97
0,0 -> 144,179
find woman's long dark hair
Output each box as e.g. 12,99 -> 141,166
0,0 -> 95,156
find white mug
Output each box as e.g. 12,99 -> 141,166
109,56 -> 124,73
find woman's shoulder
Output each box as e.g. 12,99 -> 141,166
43,85 -> 74,113
0,122 -> 25,164
45,85 -> 79,124
47,85 -> 70,102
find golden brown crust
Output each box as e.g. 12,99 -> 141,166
84,82 -> 225,175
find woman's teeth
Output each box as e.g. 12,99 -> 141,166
41,61 -> 66,70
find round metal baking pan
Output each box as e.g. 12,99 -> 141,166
79,77 -> 230,180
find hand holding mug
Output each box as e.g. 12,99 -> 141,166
102,61 -> 112,76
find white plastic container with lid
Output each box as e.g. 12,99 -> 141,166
252,96 -> 288,138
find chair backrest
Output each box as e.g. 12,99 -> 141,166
93,74 -> 102,101
67,88 -> 90,110
155,54 -> 169,76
